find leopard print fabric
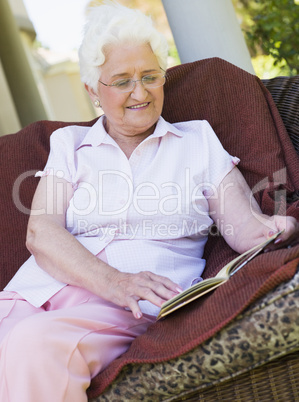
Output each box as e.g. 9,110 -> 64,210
90,267 -> 299,402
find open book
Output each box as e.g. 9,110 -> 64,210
157,231 -> 283,320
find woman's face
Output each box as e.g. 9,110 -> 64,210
86,43 -> 164,142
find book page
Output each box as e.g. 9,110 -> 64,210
158,278 -> 225,318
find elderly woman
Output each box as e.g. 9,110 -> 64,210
0,1 -> 298,401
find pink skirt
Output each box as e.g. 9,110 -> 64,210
0,251 -> 155,401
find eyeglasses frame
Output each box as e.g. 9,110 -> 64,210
98,69 -> 166,93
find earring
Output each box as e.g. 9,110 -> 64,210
94,99 -> 101,108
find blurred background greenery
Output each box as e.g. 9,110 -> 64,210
232,0 -> 299,78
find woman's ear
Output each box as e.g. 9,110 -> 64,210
85,84 -> 98,102
85,84 -> 101,108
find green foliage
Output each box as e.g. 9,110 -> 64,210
168,44 -> 181,67
233,0 -> 299,76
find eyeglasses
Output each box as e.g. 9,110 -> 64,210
98,72 -> 166,93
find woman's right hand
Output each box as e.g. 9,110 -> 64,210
102,269 -> 183,319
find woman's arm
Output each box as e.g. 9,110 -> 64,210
208,167 -> 299,254
26,176 -> 182,318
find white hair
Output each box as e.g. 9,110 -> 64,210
78,1 -> 169,91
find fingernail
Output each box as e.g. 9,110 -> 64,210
136,312 -> 142,319
274,238 -> 282,244
176,287 -> 183,293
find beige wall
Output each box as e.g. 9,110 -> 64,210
43,64 -> 98,122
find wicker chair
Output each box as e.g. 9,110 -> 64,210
262,76 -> 299,156
90,75 -> 299,401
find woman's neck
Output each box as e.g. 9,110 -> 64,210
103,116 -> 157,159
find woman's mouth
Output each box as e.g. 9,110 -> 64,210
127,102 -> 150,110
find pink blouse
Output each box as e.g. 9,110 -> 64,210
5,116 -> 239,316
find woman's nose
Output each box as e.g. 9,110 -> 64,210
130,80 -> 148,101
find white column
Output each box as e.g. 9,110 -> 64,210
162,0 -> 255,74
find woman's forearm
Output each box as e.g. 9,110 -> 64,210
26,174 -> 118,297
26,215 -> 118,296
208,167 -> 298,254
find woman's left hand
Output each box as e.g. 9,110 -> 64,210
261,215 -> 299,251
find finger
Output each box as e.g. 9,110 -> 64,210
145,271 -> 183,293
265,218 -> 299,251
125,297 -> 143,320
131,305 -> 143,320
136,273 -> 183,303
273,217 -> 299,243
138,286 -> 170,307
126,289 -> 168,319
132,281 -> 180,311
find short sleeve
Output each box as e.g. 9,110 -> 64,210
193,120 -> 240,198
35,128 -> 75,184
